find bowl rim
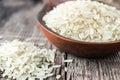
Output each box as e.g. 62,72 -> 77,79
37,11 -> 120,45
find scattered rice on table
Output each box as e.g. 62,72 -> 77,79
56,75 -> 61,80
0,40 -> 56,80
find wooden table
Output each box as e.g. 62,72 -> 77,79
0,0 -> 120,80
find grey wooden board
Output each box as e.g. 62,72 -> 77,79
0,1 -> 65,80
0,0 -> 120,80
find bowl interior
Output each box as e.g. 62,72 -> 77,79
37,2 -> 120,58
37,2 -> 120,45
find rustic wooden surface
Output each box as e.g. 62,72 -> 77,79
0,0 -> 120,80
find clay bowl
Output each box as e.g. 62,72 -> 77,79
37,3 -> 120,58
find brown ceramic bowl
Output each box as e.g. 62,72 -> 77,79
37,3 -> 120,58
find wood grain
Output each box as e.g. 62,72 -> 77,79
0,1 -> 65,80
67,53 -> 120,80
0,0 -> 120,80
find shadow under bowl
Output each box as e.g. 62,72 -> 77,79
37,9 -> 120,58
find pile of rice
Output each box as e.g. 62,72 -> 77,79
0,40 -> 55,80
43,0 -> 120,42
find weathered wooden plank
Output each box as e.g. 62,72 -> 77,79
0,0 -> 120,80
48,47 -> 66,80
0,1 -> 65,80
66,52 -> 120,80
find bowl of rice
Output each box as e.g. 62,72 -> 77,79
37,0 -> 120,58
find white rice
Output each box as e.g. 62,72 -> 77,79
43,0 -> 120,42
52,65 -> 61,68
56,75 -> 61,80
0,40 -> 56,80
63,59 -> 73,63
